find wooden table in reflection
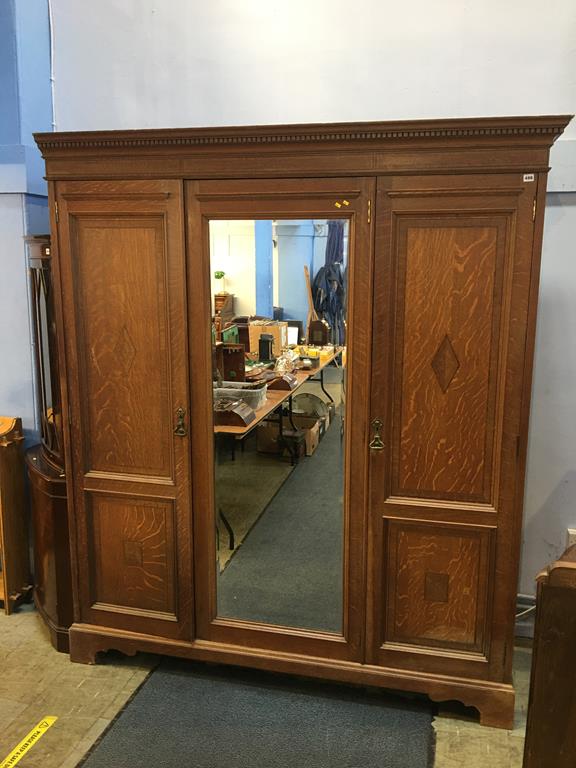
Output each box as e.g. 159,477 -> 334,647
214,347 -> 343,438
214,347 -> 343,549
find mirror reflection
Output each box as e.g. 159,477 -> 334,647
211,219 -> 349,633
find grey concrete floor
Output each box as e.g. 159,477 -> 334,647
0,604 -> 530,767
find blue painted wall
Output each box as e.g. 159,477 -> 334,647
14,0 -> 52,140
0,1 -> 20,144
276,221 -> 315,328
14,0 -> 52,197
0,0 -> 52,437
254,220 -> 326,326
254,220 -> 273,317
25,194 -> 49,234
0,0 -> 52,200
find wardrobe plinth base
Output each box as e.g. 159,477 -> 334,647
68,623 -> 516,729
429,684 -> 515,730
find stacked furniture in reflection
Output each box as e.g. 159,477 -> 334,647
25,236 -> 73,651
213,292 -> 235,335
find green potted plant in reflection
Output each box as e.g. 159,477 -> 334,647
214,270 -> 231,317
214,270 -> 227,294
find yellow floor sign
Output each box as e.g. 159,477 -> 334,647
0,717 -> 57,768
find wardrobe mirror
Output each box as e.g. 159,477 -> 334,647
210,218 -> 349,633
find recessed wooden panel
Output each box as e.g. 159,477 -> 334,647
391,218 -> 508,503
384,520 -> 492,653
88,494 -> 176,616
72,216 -> 172,478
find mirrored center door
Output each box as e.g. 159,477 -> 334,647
186,178 -> 374,661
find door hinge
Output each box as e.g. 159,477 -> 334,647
55,201 -> 59,223
367,199 -> 371,225
532,198 -> 536,222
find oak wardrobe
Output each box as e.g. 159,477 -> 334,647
35,115 -> 571,729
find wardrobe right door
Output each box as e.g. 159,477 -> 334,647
367,173 -> 542,683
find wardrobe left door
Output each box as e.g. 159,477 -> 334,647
55,180 -> 194,641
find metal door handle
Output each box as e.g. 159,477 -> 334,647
174,407 -> 187,437
369,418 -> 385,450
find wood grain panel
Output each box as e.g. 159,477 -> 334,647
56,179 -> 193,640
72,217 -> 172,478
384,519 -> 492,653
392,218 -> 507,503
88,493 -> 176,616
368,176 -> 539,693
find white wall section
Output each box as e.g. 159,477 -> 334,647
50,1 -> 575,137
520,192 -> 576,594
0,195 -> 35,429
209,220 -> 256,318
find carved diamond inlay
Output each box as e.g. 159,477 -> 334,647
113,326 -> 137,373
431,335 -> 460,393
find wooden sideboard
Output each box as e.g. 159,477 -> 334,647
523,545 -> 576,766
35,114 -> 572,728
0,417 -> 31,614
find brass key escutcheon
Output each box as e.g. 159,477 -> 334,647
369,418 -> 385,450
174,407 -> 187,437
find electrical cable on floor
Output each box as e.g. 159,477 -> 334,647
515,605 -> 536,619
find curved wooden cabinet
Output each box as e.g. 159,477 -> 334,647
26,446 -> 71,651
34,115 -> 572,728
26,236 -> 72,651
